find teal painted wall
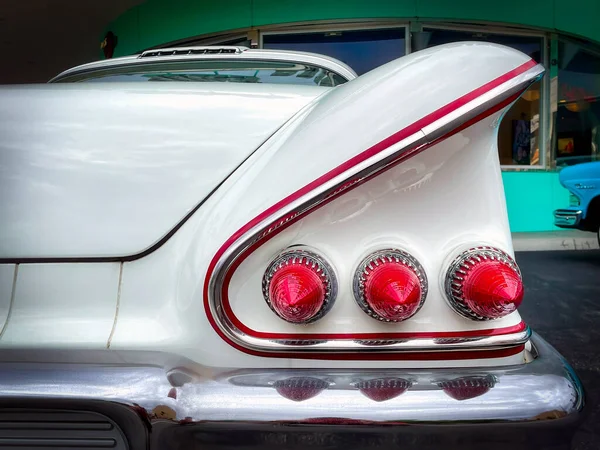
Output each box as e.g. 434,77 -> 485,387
103,0 -> 584,232
502,172 -> 569,232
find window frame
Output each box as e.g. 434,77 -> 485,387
548,33 -> 600,171
258,22 -> 411,62
420,22 -> 550,170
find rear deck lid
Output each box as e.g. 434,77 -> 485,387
0,83 -> 324,259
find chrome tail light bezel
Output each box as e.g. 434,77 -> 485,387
262,248 -> 338,324
353,249 -> 428,322
444,246 -> 523,321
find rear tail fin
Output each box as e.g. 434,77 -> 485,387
201,42 -> 543,358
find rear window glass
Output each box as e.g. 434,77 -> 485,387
57,60 -> 348,87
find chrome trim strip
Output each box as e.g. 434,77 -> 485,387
216,326 -> 531,353
139,46 -> 248,57
0,334 -> 584,433
208,63 -> 544,354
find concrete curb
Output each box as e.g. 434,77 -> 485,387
512,230 -> 599,252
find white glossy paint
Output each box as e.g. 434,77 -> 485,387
0,43 -> 535,369
0,263 -> 120,347
109,43 -> 533,367
0,83 -> 324,258
0,265 -> 15,334
228,115 -> 521,336
109,116 -> 526,366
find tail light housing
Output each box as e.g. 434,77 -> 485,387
203,53 -> 542,358
262,249 -> 337,324
444,247 -> 523,320
353,249 -> 427,322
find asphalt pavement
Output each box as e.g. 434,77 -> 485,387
516,250 -> 600,450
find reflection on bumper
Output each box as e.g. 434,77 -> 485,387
554,209 -> 583,227
0,333 -> 585,450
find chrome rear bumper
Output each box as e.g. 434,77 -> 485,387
0,333 -> 585,450
554,208 -> 583,228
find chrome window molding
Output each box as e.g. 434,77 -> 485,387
207,63 -> 544,355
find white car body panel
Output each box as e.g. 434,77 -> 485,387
108,114 -> 524,369
0,42 -> 540,369
0,83 -> 324,258
228,116 -> 521,336
1,263 -> 120,347
0,265 -> 14,333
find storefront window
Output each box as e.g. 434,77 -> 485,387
555,40 -> 600,167
415,28 -> 544,166
263,28 -> 406,75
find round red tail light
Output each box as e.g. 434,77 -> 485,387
445,247 -> 523,320
353,249 -> 427,322
262,249 -> 336,324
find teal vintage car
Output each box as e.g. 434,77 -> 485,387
554,161 -> 600,244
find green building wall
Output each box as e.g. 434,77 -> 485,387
502,172 -> 568,232
106,0 -> 600,57
105,0 -> 598,232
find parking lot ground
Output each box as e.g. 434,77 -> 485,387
516,250 -> 600,450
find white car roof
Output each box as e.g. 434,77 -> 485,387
49,46 -> 358,83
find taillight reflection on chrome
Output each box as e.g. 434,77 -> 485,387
273,377 -> 329,402
438,375 -> 496,401
356,378 -> 412,402
353,249 -> 427,322
262,248 -> 337,324
445,247 -> 523,320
